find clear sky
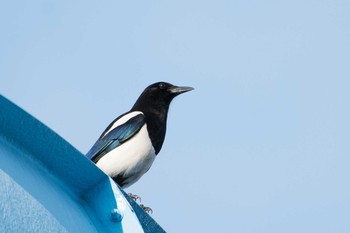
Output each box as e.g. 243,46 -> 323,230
1,0 -> 350,232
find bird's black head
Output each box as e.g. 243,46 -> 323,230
131,82 -> 193,154
131,82 -> 194,113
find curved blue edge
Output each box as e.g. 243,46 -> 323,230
0,95 -> 166,233
0,95 -> 106,194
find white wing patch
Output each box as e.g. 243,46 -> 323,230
102,111 -> 144,138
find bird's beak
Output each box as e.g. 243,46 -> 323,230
170,85 -> 194,95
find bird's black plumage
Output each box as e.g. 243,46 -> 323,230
131,82 -> 193,153
86,82 -> 193,188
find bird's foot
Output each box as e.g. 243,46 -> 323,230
128,193 -> 142,202
128,193 -> 152,214
139,204 -> 153,214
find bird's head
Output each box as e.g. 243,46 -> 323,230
147,81 -> 193,99
132,82 -> 194,112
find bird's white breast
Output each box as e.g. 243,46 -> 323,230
96,111 -> 156,188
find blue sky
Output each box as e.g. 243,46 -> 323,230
1,0 -> 350,232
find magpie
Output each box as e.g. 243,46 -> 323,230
86,82 -> 193,189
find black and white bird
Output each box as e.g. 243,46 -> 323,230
86,82 -> 193,189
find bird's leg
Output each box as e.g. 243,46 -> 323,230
128,193 -> 142,202
139,204 -> 153,214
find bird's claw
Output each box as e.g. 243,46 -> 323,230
139,204 -> 153,214
128,193 -> 153,213
128,193 -> 142,202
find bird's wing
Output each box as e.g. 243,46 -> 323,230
86,113 -> 146,163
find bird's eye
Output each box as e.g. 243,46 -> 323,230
159,83 -> 166,89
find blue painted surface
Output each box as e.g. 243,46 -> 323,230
0,95 -> 131,232
0,136 -> 97,233
0,169 -> 68,233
